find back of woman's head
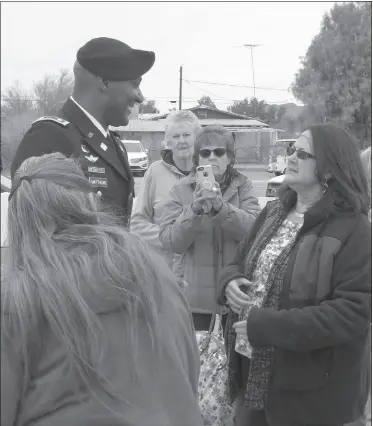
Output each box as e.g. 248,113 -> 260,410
8,153 -> 98,249
3,153 -> 164,406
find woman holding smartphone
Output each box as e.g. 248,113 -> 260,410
159,125 -> 261,331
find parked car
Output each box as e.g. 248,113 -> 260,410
272,139 -> 297,176
120,140 -> 149,176
265,174 -> 284,197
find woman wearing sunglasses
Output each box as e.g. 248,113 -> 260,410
159,125 -> 261,331
218,124 -> 371,426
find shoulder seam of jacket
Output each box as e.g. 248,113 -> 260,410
32,116 -> 70,127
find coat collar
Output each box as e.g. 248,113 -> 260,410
62,99 -> 129,181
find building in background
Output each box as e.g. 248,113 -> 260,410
113,105 -> 279,164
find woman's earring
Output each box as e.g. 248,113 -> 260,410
323,178 -> 329,194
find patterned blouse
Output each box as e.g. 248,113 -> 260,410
235,218 -> 303,358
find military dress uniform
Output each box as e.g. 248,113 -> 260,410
11,36 -> 155,226
11,98 -> 135,225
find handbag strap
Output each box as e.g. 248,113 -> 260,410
199,304 -> 225,356
207,304 -> 223,335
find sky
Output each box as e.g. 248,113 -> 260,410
1,1 -> 337,113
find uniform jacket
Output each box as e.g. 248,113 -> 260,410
130,150 -> 187,278
159,172 -> 261,314
11,98 -> 135,224
1,254 -> 203,426
218,193 -> 372,425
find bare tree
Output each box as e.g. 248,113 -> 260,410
1,81 -> 34,116
33,69 -> 74,115
1,110 -> 40,173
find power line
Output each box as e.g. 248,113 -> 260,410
184,80 -> 235,102
183,79 -> 290,92
181,81 -> 296,105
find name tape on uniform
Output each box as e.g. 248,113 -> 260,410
89,177 -> 108,188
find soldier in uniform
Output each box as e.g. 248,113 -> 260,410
11,37 -> 155,226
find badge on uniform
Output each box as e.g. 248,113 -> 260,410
85,155 -> 99,163
88,132 -> 94,138
89,177 -> 108,188
88,166 -> 105,174
100,142 -> 107,151
81,145 -> 89,153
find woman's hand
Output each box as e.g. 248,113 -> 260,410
233,321 -> 248,341
225,277 -> 252,314
209,182 -> 223,213
192,182 -> 223,214
191,183 -> 213,214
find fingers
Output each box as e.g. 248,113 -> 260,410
236,278 -> 251,287
228,282 -> 250,302
194,195 -> 214,205
233,321 -> 248,340
226,295 -> 243,314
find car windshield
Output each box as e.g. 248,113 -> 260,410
123,143 -> 143,153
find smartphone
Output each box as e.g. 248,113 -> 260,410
196,165 -> 216,191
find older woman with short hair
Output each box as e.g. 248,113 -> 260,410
131,110 -> 201,278
219,124 -> 371,426
159,125 -> 261,331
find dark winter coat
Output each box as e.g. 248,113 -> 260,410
218,191 -> 372,425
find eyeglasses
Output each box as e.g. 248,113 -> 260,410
199,148 -> 227,158
287,145 -> 315,160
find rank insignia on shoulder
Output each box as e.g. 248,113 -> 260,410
32,116 -> 70,127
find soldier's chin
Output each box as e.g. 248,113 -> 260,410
108,114 -> 129,128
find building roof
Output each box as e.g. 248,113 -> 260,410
113,117 -> 270,132
153,105 -> 255,121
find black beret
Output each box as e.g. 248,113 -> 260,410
77,37 -> 155,81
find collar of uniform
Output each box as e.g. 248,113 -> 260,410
70,96 -> 108,137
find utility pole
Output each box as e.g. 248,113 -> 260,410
242,44 -> 260,114
179,65 -> 183,110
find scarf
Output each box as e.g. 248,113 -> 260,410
216,163 -> 240,195
225,199 -> 299,409
243,203 -> 300,409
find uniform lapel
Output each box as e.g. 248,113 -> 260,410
109,132 -> 134,191
61,99 -> 128,180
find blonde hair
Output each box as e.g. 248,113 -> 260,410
2,153 -> 164,407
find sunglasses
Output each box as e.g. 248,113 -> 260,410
199,148 -> 227,158
287,145 -> 315,160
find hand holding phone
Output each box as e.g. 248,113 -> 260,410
196,165 -> 216,192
